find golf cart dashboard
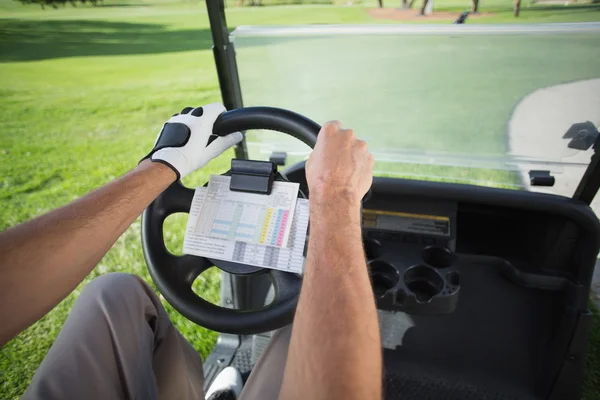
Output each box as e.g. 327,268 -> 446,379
361,195 -> 458,314
353,176 -> 600,316
350,176 -> 599,400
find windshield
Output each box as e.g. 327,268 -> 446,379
232,23 -> 600,196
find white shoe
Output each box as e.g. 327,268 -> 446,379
205,366 -> 243,400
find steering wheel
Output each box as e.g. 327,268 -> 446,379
141,107 -> 320,334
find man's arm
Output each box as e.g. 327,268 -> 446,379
0,104 -> 242,346
0,162 -> 175,345
279,122 -> 381,400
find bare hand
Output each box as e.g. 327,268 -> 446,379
306,121 -> 374,206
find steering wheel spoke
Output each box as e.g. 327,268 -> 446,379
158,181 -> 195,215
175,255 -> 213,286
269,270 -> 303,304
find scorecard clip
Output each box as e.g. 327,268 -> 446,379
229,159 -> 277,195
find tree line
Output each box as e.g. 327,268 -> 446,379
377,0 -> 523,17
15,0 -> 524,16
15,0 -> 102,8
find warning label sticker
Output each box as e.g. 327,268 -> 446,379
362,209 -> 450,237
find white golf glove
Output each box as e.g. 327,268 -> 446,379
142,103 -> 243,179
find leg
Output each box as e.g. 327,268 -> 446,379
23,273 -> 204,400
239,325 -> 293,400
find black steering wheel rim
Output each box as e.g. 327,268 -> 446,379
141,107 -> 320,334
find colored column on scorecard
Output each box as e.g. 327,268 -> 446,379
269,209 -> 283,246
259,208 -> 274,245
276,210 -> 290,247
258,208 -> 292,247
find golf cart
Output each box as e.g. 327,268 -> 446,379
141,3 -> 600,399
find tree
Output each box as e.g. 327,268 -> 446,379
514,0 -> 521,16
472,0 -> 479,13
15,0 -> 101,8
420,0 -> 430,15
401,0 -> 409,8
378,0 -> 383,7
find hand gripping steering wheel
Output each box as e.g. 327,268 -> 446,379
141,107 -> 320,334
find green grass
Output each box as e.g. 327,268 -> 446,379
237,32 -> 600,187
1,0 -> 600,398
586,303 -> 600,400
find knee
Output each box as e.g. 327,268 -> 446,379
80,273 -> 149,305
85,272 -> 143,292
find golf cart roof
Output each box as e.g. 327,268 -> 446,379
230,23 -> 600,197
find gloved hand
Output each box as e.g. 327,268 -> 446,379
142,103 -> 243,179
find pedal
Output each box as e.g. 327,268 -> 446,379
251,333 -> 272,364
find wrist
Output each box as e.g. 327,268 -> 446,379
137,159 -> 177,184
308,195 -> 364,269
309,186 -> 362,210
310,194 -> 362,226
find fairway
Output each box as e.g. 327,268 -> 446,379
235,27 -> 600,187
1,0 -> 600,398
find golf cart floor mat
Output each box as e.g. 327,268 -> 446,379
380,256 -> 560,400
209,257 -> 566,399
384,370 -> 524,400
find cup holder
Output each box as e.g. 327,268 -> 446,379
446,271 -> 460,286
368,260 -> 399,298
404,265 -> 443,303
422,246 -> 455,269
364,238 -> 383,260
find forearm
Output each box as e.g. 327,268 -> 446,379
0,161 -> 175,345
280,199 -> 382,400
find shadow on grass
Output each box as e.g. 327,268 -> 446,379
95,3 -> 153,7
0,19 -> 307,62
0,19 -> 215,62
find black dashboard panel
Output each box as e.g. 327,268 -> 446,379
360,176 -> 599,314
365,176 -> 599,287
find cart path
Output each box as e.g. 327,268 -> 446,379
507,78 -> 600,307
